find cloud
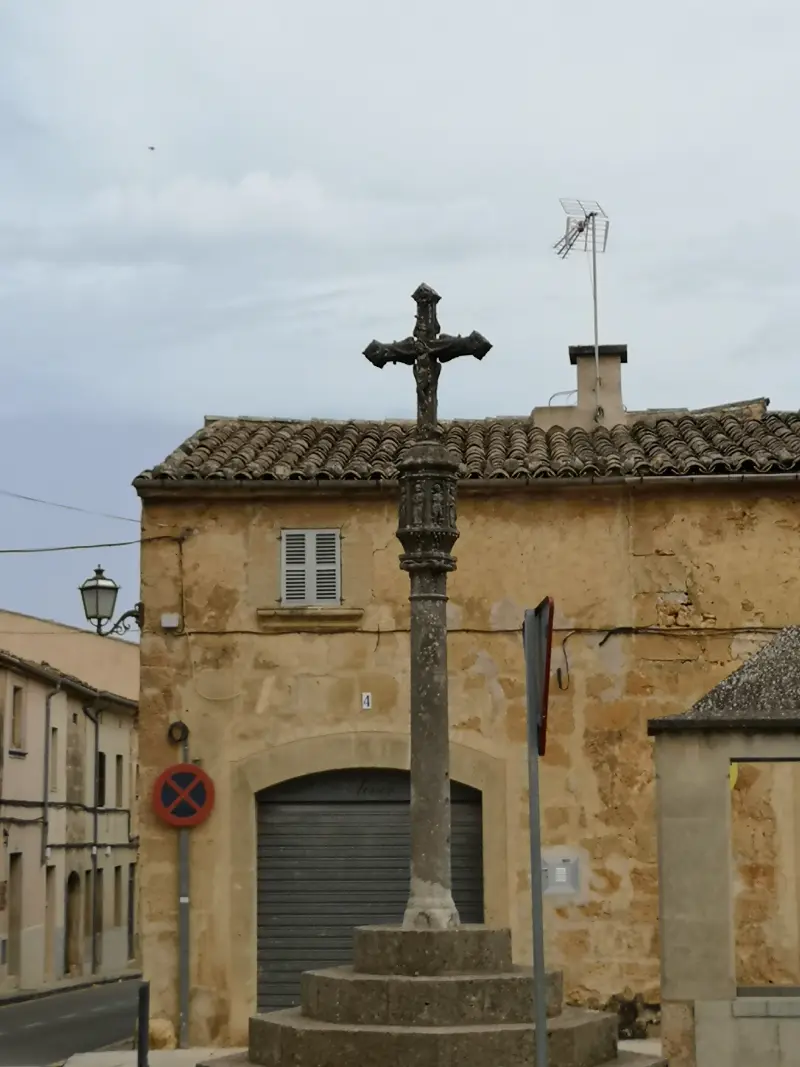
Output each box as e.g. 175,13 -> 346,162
0,4 -> 800,536
0,165 -> 512,281
83,172 -> 337,239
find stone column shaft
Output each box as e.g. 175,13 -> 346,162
405,567 -> 456,929
398,442 -> 460,931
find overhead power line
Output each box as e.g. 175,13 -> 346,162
0,535 -> 178,555
0,538 -> 140,554
0,488 -> 139,524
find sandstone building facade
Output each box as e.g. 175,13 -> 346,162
134,346 -> 800,1045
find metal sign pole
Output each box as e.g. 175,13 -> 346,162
526,730 -> 548,1067
178,740 -> 190,1048
524,603 -> 553,1067
153,738 -> 215,1052
137,980 -> 150,1067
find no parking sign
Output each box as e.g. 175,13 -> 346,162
152,763 -> 215,829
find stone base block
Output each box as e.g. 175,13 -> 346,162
301,965 -> 564,1025
248,1005 -> 619,1067
200,1052 -> 667,1067
352,923 -> 513,976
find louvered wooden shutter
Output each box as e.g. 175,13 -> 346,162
281,530 -> 340,605
281,531 -> 309,604
313,531 -> 340,604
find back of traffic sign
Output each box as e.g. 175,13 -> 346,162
523,596 -> 554,757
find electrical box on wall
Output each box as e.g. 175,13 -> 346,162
541,852 -> 581,896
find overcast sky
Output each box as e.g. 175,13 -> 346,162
1,1 -> 798,636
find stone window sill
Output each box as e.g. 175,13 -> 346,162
256,607 -> 364,633
8,749 -> 27,759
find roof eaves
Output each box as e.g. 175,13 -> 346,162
0,649 -> 137,711
134,470 -> 800,498
0,610 -> 139,647
648,715 -> 800,736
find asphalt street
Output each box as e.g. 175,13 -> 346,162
0,979 -> 140,1066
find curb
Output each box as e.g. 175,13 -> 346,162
0,971 -> 142,1008
93,1038 -> 135,1052
48,1036 -> 134,1067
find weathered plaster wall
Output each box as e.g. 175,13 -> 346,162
731,761 -> 800,986
137,485 -> 800,1045
656,733 -> 800,1067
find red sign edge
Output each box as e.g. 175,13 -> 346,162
535,596 -> 555,757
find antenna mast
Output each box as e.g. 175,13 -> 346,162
553,199 -> 610,421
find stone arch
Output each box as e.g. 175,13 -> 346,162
228,731 -> 509,1038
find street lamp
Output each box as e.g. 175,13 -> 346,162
79,566 -> 142,636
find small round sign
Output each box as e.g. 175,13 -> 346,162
152,763 -> 215,829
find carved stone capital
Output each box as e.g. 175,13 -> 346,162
397,444 -> 460,571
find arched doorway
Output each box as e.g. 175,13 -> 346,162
255,768 -> 484,1012
65,871 -> 83,976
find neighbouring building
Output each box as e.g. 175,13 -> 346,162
0,650 -> 139,993
650,628 -> 800,1066
134,342 -> 800,1046
0,610 -> 138,701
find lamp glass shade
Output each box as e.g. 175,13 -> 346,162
80,566 -> 119,624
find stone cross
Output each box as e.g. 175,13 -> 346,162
363,283 -> 491,440
364,285 -> 492,931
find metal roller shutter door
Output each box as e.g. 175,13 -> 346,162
256,768 -> 484,1012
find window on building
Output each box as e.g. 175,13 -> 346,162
97,751 -> 107,807
8,853 -> 22,976
115,755 -> 123,807
84,870 -> 93,942
113,865 -> 122,927
280,529 -> 341,606
49,728 -> 58,792
127,863 -> 136,961
10,686 -> 25,750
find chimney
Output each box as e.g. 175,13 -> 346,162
532,343 -> 628,431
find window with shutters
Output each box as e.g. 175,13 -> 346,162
281,530 -> 341,607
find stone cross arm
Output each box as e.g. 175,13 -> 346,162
363,337 -> 418,369
432,331 -> 492,363
363,331 -> 491,369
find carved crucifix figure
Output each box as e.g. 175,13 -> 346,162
363,283 -> 492,439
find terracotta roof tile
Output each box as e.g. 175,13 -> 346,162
135,411 -> 800,485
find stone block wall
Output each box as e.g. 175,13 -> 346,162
138,484 -> 800,1044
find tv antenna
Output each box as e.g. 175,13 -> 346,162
553,199 -> 610,420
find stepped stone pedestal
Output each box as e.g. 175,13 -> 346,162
202,926 -> 666,1067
